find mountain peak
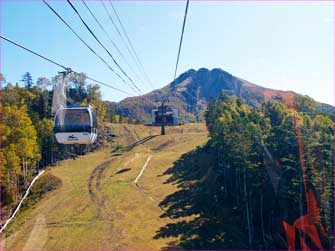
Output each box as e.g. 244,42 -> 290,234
113,68 -> 333,123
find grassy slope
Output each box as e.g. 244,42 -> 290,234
2,123 -> 208,250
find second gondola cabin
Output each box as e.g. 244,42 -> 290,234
54,106 -> 98,144
151,105 -> 179,126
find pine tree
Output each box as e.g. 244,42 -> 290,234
21,72 -> 34,89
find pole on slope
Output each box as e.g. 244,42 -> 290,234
161,100 -> 165,135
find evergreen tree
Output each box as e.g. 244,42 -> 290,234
21,72 -> 34,89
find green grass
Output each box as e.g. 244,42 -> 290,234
2,123 -> 209,250
21,173 -> 62,210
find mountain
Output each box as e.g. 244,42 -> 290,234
108,68 -> 333,123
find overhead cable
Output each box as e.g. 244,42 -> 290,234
42,0 -> 137,95
80,0 -> 146,90
173,0 -> 190,80
0,35 -> 134,96
67,0 -> 143,95
103,0 -> 154,89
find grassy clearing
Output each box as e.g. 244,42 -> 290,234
2,123 -> 208,250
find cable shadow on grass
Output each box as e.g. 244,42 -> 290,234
154,144 -> 247,250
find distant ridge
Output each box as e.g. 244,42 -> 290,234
107,68 -> 333,123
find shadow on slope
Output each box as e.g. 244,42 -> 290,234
154,144 -> 247,250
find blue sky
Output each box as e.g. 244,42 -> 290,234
1,0 -> 334,105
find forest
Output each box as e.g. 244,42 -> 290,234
204,94 -> 334,249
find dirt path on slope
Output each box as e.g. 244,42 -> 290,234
22,214 -> 48,250
88,159 -> 114,213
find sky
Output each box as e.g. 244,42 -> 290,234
1,0 -> 334,105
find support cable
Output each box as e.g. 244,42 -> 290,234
42,0 -> 137,95
0,35 -> 134,96
67,0 -> 143,95
81,0 -> 146,90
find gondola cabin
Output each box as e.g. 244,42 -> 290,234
151,105 -> 179,126
54,106 -> 98,144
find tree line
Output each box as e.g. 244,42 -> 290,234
204,94 -> 334,249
